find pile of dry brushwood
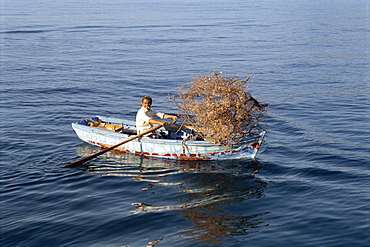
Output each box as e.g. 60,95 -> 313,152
169,71 -> 268,145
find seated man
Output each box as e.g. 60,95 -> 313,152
136,96 -> 178,137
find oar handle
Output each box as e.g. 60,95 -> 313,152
168,123 -> 196,130
64,123 -> 166,168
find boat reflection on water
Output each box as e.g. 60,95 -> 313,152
77,144 -> 270,244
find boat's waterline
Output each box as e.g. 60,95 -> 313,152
72,117 -> 266,160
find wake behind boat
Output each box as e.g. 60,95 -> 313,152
72,116 -> 266,160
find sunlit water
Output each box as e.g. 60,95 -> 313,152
1,0 -> 369,246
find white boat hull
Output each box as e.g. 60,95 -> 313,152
72,116 -> 266,160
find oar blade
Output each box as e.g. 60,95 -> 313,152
63,151 -> 106,168
63,159 -> 87,168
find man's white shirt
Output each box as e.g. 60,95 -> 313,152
136,107 -> 165,134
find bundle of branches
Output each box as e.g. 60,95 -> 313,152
169,71 -> 268,145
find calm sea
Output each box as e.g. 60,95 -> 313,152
1,0 -> 369,246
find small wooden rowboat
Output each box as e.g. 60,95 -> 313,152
72,116 -> 266,160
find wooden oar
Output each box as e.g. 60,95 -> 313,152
169,123 -> 196,130
64,123 -> 166,168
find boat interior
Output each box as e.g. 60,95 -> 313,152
78,117 -> 201,140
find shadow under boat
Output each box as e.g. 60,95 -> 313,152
76,144 -> 270,212
76,144 -> 271,244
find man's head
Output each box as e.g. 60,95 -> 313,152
141,96 -> 152,110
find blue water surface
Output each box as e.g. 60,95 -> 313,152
1,0 -> 369,246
